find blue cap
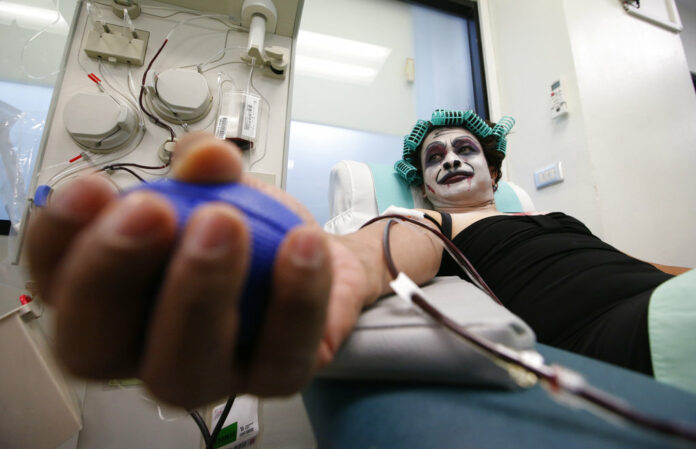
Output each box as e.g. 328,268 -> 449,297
33,185 -> 52,207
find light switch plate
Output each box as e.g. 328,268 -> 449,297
534,161 -> 564,189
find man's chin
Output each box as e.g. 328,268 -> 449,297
426,189 -> 493,209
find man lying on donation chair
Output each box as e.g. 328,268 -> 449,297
25,109 -> 694,410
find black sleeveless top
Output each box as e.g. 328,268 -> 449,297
434,211 -> 672,375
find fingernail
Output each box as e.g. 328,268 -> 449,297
102,193 -> 164,239
187,207 -> 238,254
290,231 -> 324,269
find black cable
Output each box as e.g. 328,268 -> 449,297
139,39 -> 176,141
207,395 -> 236,449
107,162 -> 170,170
380,213 -> 696,443
100,165 -> 147,183
382,220 -> 399,278
190,410 -> 211,446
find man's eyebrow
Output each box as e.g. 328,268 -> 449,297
424,141 -> 445,153
452,136 -> 480,148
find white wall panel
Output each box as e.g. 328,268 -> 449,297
565,0 -> 696,266
482,0 -> 696,266
482,0 -> 603,235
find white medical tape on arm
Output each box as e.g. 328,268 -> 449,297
381,206 -> 425,219
389,272 -> 428,305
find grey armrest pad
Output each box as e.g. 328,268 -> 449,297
319,277 -> 536,388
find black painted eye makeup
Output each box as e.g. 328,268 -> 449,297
452,136 -> 480,154
424,142 -> 446,164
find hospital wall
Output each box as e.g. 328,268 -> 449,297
481,0 -> 696,267
677,0 -> 696,72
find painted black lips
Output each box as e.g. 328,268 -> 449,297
438,170 -> 474,184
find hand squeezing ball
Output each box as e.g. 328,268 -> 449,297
127,179 -> 303,358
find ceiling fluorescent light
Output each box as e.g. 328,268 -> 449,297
295,30 -> 391,85
297,30 -> 391,65
295,55 -> 379,85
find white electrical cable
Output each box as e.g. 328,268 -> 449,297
75,5 -> 95,77
42,1 -> 251,188
126,65 -> 141,108
99,60 -> 145,126
165,14 -> 245,40
163,71 -> 224,134
44,61 -> 146,190
92,0 -> 205,21
110,381 -> 188,423
194,46 -> 248,71
244,59 -> 255,94
177,29 -> 234,70
86,0 -> 109,33
248,69 -> 271,170
19,0 -> 63,80
201,61 -> 245,74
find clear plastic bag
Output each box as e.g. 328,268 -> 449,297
1,100 -> 43,289
0,100 -> 42,234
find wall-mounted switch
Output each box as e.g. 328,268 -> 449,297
405,58 -> 415,82
550,79 -> 568,119
534,161 -> 564,189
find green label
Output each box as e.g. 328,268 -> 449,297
213,422 -> 238,449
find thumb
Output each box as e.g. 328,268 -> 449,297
171,132 -> 243,184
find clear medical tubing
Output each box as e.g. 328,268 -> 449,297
374,215 -> 696,444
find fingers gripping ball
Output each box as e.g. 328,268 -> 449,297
127,179 -> 303,359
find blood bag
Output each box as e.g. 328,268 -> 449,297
215,90 -> 261,151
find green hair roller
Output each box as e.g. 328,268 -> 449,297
395,109 -> 515,186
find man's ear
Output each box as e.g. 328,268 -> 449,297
419,184 -> 426,199
489,167 -> 499,183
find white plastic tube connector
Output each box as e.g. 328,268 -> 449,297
248,14 -> 266,59
241,0 -> 277,59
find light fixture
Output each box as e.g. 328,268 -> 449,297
295,30 -> 391,86
0,2 -> 69,33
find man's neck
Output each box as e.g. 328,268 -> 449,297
435,200 -> 498,214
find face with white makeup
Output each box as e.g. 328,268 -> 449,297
419,127 -> 499,210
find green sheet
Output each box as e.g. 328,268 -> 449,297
649,269 -> 696,394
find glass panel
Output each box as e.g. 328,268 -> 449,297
291,0 -> 416,136
411,4 -> 476,118
286,121 -> 402,226
0,0 -> 79,231
0,81 -> 54,222
287,0 -> 480,225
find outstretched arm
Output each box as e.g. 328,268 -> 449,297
648,262 -> 691,276
317,216 -> 443,367
26,133 -> 443,407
